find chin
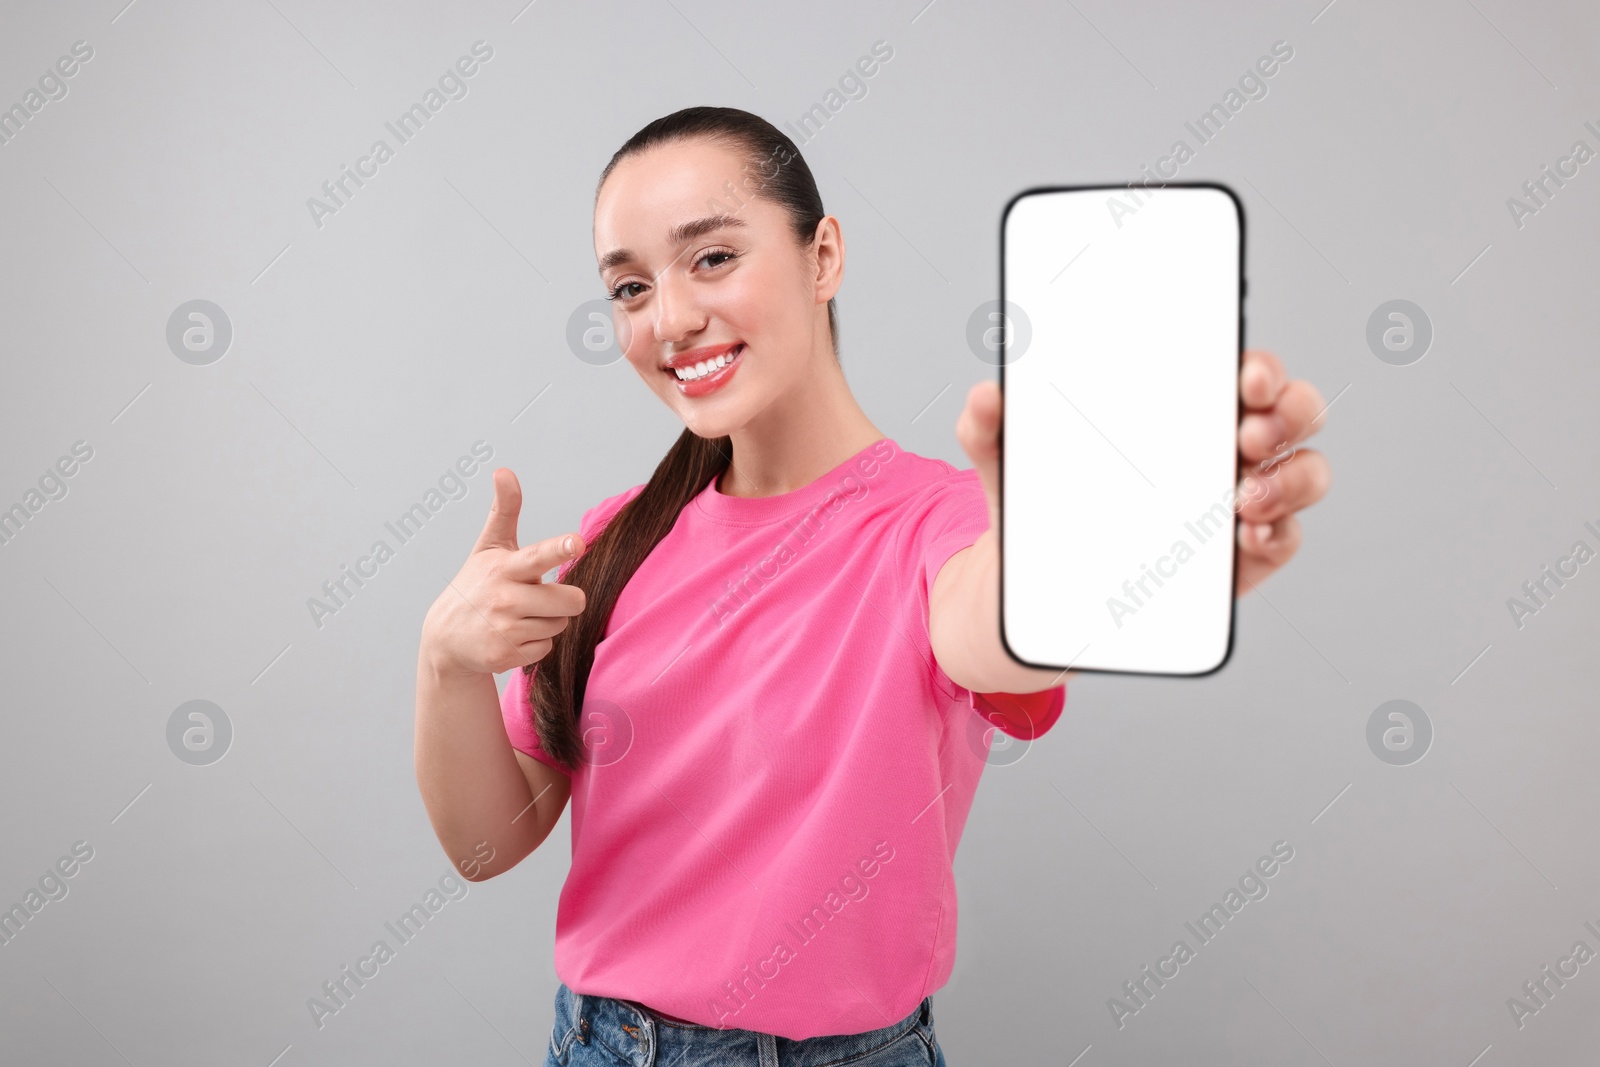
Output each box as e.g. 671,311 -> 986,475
675,403 -> 751,442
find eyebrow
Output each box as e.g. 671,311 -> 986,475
597,213 -> 749,276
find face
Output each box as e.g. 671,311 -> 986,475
593,138 -> 839,440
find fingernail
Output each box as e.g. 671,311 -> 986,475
1255,523 -> 1273,543
562,536 -> 574,553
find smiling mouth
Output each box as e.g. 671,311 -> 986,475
664,343 -> 745,382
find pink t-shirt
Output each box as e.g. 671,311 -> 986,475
499,437 -> 1064,1040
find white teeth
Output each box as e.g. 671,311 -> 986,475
672,349 -> 739,382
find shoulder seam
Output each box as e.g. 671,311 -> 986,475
583,482 -> 647,538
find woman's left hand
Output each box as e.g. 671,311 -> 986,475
1232,348 -> 1331,594
956,348 -> 1331,599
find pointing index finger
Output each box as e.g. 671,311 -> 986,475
501,533 -> 585,584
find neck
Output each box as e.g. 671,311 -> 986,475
716,347 -> 884,499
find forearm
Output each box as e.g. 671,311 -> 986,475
413,648 -> 546,879
930,528 -> 1074,694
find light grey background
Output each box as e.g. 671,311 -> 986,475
1,1 -> 1596,1064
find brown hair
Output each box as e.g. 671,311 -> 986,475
525,106 -> 837,770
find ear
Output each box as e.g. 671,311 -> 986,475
811,215 -> 845,305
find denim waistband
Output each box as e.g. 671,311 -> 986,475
546,981 -> 939,1067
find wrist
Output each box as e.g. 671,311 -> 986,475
417,625 -> 474,685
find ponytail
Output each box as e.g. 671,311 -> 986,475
527,430 -> 728,769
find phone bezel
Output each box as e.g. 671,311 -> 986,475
996,180 -> 1246,679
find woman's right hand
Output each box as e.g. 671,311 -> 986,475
419,468 -> 587,678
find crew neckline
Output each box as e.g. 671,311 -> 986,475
693,437 -> 900,524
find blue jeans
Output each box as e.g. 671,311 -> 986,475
543,981 -> 948,1066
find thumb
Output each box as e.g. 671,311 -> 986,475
957,380 -> 1002,527
472,468 -> 522,553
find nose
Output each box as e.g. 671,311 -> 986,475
651,269 -> 706,346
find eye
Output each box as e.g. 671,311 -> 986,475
695,247 -> 739,271
605,247 -> 739,302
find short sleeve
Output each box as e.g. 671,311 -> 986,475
913,469 -> 991,605
901,467 -> 1066,740
499,665 -> 570,773
973,687 -> 1066,740
899,469 -> 990,700
497,481 -> 648,774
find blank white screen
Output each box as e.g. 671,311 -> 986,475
1002,186 -> 1240,675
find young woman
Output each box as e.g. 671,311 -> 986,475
415,107 -> 1329,1066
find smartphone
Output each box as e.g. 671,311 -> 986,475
998,182 -> 1244,677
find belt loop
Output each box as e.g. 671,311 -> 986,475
620,999 -> 655,1057
757,1031 -> 779,1067
575,993 -> 588,1044
640,1002 -> 658,1065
